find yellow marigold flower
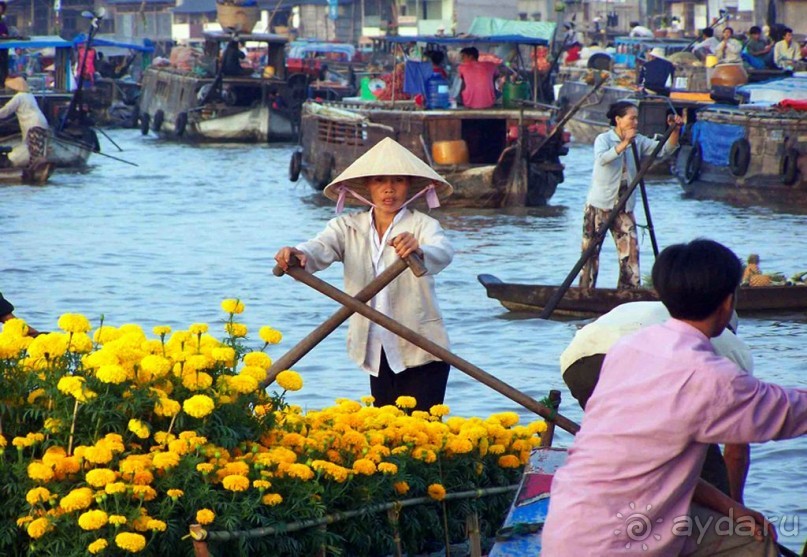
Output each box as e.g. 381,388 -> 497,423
276,370 -> 303,392
58,313 -> 92,333
259,326 -> 282,345
140,355 -> 172,378
68,332 -> 94,353
115,532 -> 146,553
57,375 -> 85,396
13,436 -> 33,449
378,462 -> 398,475
413,448 -> 437,463
285,463 -> 314,481
489,444 -> 506,455
491,412 -> 520,428
182,371 -> 213,391
78,509 -> 109,531
27,462 -> 55,483
240,365 -> 267,383
155,397 -> 181,418
109,515 -> 127,526
17,516 -> 33,527
84,445 -> 114,465
352,458 -> 377,476
105,482 -> 127,496
262,493 -> 283,506
131,485 -> 157,501
221,299 -> 245,314
528,421 -> 548,435
225,322 -> 248,338
360,395 -> 375,406
26,517 -> 51,539
152,451 -> 180,470
243,351 -> 271,369
43,417 -> 62,433
428,483 -> 447,501
166,489 -> 184,500
395,396 -> 417,410
0,434 -> 5,448
27,332 -> 69,361
26,487 -> 51,505
447,437 -> 474,454
253,480 -> 271,491
146,519 -> 167,532
183,394 -> 215,418
429,404 -> 450,418
86,468 -> 117,488
153,325 -> 171,337
196,463 -> 215,475
222,474 -> 250,492
393,481 -> 410,495
211,346 -> 235,363
127,419 -> 150,439
497,454 -> 521,469
97,364 -> 128,384
189,323 -> 209,335
27,388 -> 46,404
196,509 -> 215,525
93,325 -> 121,344
88,539 -> 109,554
229,373 -> 258,394
60,487 -> 94,512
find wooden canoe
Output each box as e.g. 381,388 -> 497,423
478,274 -> 807,317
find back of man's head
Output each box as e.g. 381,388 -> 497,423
460,47 -> 479,60
652,239 -> 742,321
703,28 -> 714,38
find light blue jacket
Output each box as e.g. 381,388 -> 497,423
587,129 -> 676,211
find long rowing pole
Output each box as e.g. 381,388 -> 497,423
538,122 -> 677,320
49,134 -> 139,167
631,141 -> 660,258
269,257 -> 580,435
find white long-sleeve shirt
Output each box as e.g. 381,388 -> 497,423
0,92 -> 48,139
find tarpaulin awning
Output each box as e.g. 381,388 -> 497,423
72,34 -> 155,53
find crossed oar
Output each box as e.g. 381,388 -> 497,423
259,253 -> 580,436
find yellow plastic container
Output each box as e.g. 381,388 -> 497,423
262,65 -> 276,78
705,54 -> 718,68
432,140 -> 469,165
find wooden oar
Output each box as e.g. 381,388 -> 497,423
260,253 -> 426,388
539,123 -> 678,320
49,134 -> 139,167
630,141 -> 659,258
273,259 -> 581,435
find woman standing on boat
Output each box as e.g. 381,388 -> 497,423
274,138 -> 454,411
0,76 -> 49,168
579,101 -> 681,289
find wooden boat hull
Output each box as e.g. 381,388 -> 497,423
0,160 -> 54,185
478,274 -> 807,317
6,132 -> 94,169
295,101 -> 567,208
489,447 -> 567,556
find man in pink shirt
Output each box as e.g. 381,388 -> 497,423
542,239 -> 807,556
458,47 -> 497,109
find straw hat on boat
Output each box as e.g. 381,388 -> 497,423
647,47 -> 668,61
5,76 -> 29,93
323,137 -> 453,208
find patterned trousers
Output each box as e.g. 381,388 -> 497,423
26,127 -> 48,162
579,202 -> 640,290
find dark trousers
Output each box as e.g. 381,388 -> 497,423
370,350 -> 450,411
563,354 -> 731,496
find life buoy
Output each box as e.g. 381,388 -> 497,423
140,112 -> 150,135
780,148 -> 800,186
288,149 -> 302,182
152,110 -> 164,132
175,112 -> 188,137
728,138 -> 750,177
684,144 -> 702,184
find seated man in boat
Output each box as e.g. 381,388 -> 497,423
560,301 -> 753,504
544,239 -> 807,556
0,76 -> 49,168
693,27 -> 720,61
457,47 -> 498,109
220,40 -> 252,77
714,27 -> 744,64
639,47 -> 675,96
743,26 -> 774,69
774,28 -> 805,71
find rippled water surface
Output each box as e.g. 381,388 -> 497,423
1,131 -> 805,551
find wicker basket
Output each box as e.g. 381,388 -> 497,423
216,3 -> 259,33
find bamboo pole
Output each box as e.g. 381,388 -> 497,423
539,390 -> 561,448
631,141 -> 659,258
277,263 -> 580,434
261,253 -> 426,388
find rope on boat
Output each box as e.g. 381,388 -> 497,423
192,484 -> 519,543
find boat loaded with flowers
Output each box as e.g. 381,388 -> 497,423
0,300 -> 549,556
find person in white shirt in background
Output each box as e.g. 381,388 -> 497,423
714,26 -> 743,63
0,76 -> 49,168
693,27 -> 721,60
629,21 -> 655,38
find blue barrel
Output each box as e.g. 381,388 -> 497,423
426,72 -> 450,109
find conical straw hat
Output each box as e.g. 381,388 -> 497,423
5,76 -> 29,92
323,137 -> 453,206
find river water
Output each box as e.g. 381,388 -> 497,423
1,130 -> 805,552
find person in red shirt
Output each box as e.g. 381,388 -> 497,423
458,47 -> 498,109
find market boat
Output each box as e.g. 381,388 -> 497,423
674,75 -> 807,207
290,24 -> 570,208
477,274 -> 807,317
138,31 -> 301,142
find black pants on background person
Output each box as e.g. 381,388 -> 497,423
370,350 -> 450,411
564,354 -> 732,496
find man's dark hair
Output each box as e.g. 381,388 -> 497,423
606,100 -> 636,126
702,27 -> 714,38
783,27 -> 793,34
749,26 -> 761,35
652,239 -> 742,321
724,26 -> 734,35
460,47 -> 479,60
426,50 -> 444,65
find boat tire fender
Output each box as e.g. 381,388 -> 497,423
152,110 -> 165,133
140,112 -> 150,135
289,149 -> 302,182
729,138 -> 750,177
684,144 -> 702,184
175,112 -> 188,137
780,148 -> 800,186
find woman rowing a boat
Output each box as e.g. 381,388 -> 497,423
274,138 -> 455,411
579,100 -> 682,290
0,76 -> 49,168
